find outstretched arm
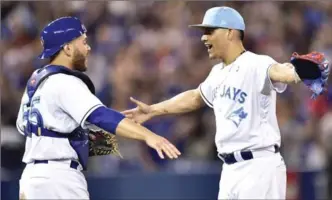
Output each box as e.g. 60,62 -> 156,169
268,63 -> 301,84
122,88 -> 205,124
270,51 -> 330,99
86,106 -> 181,159
151,88 -> 205,116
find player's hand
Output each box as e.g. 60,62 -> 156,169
89,133 -> 96,141
121,97 -> 154,124
145,134 -> 181,159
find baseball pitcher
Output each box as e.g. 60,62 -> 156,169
16,17 -> 181,199
122,7 -> 330,199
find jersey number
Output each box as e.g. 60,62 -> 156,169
22,103 -> 44,137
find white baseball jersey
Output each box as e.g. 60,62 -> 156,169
199,51 -> 287,154
16,73 -> 103,164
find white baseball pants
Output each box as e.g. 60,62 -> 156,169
19,160 -> 89,199
217,151 -> 287,199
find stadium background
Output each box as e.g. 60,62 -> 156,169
1,1 -> 332,199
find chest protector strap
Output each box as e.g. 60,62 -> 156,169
24,65 -> 95,138
24,65 -> 95,170
26,65 -> 95,104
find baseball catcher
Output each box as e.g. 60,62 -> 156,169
290,51 -> 330,99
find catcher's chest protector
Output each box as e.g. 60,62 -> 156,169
24,65 -> 96,170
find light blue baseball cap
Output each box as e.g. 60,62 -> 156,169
189,6 -> 245,31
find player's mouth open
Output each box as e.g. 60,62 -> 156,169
205,44 -> 213,51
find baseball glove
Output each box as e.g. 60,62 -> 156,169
89,129 -> 123,158
290,51 -> 330,99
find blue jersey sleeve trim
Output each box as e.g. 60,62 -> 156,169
80,104 -> 103,128
86,106 -> 125,134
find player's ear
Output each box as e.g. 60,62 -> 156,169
63,44 -> 73,57
227,29 -> 234,41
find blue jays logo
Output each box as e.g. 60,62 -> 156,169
227,107 -> 248,127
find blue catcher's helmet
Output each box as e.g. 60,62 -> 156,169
38,16 -> 87,59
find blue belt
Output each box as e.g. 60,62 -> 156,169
33,160 -> 80,170
218,145 -> 280,165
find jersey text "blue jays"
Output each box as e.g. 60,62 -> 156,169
212,85 -> 247,104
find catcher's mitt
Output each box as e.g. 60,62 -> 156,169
89,129 -> 123,158
290,51 -> 330,99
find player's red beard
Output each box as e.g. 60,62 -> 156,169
72,49 -> 88,72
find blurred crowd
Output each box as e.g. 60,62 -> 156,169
1,1 -> 332,184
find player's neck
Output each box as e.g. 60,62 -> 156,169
50,57 -> 74,70
223,43 -> 246,66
